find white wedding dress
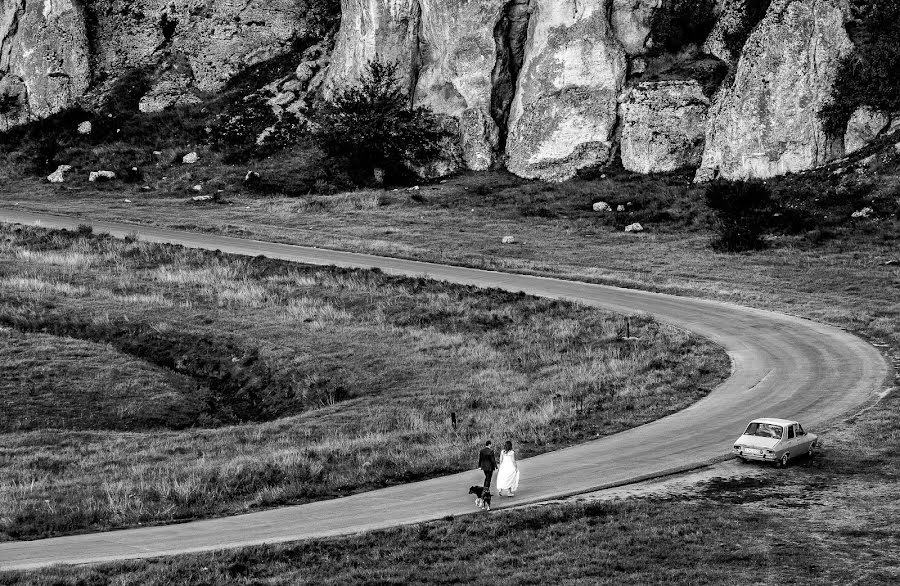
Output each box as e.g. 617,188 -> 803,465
496,449 -> 520,494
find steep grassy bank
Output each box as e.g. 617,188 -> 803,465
0,224 -> 727,540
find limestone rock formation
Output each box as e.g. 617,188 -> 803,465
620,80 -> 709,174
413,0 -> 505,171
611,0 -> 662,56
703,0 -> 767,64
696,0 -> 853,181
844,107 -> 895,154
506,0 -> 627,182
88,0 -> 315,94
323,0 -> 421,98
0,0 -> 90,128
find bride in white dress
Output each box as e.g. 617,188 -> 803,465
496,440 -> 520,497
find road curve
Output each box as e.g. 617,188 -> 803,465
0,208 -> 890,571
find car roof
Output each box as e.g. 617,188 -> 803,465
747,418 -> 798,426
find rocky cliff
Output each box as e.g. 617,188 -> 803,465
1,0 -> 889,183
0,0 -> 332,126
0,0 -> 90,129
695,0 -> 853,181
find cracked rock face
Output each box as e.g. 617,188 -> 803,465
844,107 -> 894,155
323,0 -> 421,97
611,0 -> 662,56
696,0 -> 853,181
620,80 -> 709,174
88,0 -> 315,94
506,0 -> 627,182
414,0 -> 504,171
0,0 -> 90,127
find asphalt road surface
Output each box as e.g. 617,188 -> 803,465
0,208 -> 890,571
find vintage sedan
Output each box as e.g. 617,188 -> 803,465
732,418 -> 817,467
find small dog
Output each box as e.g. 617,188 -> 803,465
468,486 -> 492,511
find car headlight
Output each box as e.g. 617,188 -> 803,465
734,445 -> 741,450
765,449 -> 774,455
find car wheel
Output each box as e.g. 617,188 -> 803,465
778,453 -> 789,468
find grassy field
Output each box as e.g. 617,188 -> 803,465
0,224 -> 727,541
5,385 -> 899,584
0,160 -> 896,582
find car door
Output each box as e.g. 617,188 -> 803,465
795,424 -> 812,454
784,424 -> 797,457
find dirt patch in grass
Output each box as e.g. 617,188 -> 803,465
0,224 -> 728,540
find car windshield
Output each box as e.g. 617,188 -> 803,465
744,422 -> 783,439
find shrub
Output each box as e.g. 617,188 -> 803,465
650,0 -> 719,54
313,61 -> 449,186
819,0 -> 900,137
705,180 -> 773,251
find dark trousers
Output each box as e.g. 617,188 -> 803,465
483,469 -> 493,489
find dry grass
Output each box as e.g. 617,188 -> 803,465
0,225 -> 727,540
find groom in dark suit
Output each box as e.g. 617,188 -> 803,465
478,440 -> 497,489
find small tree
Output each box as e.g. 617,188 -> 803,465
705,180 -> 773,252
314,61 -> 448,185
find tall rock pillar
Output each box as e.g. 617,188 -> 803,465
414,0 -> 505,171
506,0 -> 627,182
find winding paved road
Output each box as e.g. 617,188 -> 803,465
0,208 -> 891,571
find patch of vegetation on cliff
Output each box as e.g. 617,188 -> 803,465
819,0 -> 900,137
650,0 -> 719,54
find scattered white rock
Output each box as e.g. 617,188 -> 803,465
192,184 -> 203,192
617,204 -> 626,212
501,236 -> 517,245
884,259 -> 898,266
153,151 -> 163,156
894,141 -> 900,154
124,199 -> 132,203
77,121 -> 92,135
409,185 -> 420,191
624,223 -> 644,233
47,165 -> 72,183
182,152 -> 199,164
141,185 -> 152,191
88,170 -> 116,182
592,201 -> 612,213
192,195 -> 214,202
851,207 -> 873,219
245,170 -> 260,182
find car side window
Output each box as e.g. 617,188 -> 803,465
797,424 -> 805,436
788,426 -> 795,439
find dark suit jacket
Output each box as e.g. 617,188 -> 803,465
478,447 -> 497,472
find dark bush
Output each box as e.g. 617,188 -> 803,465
705,180 -> 773,251
650,0 -> 719,54
313,60 -> 450,186
819,0 -> 900,138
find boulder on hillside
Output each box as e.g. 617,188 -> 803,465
47,165 -> 72,183
844,107 -> 895,155
625,222 -> 644,232
89,170 -> 116,182
593,201 -> 613,212
619,80 -> 710,174
182,152 -> 200,164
